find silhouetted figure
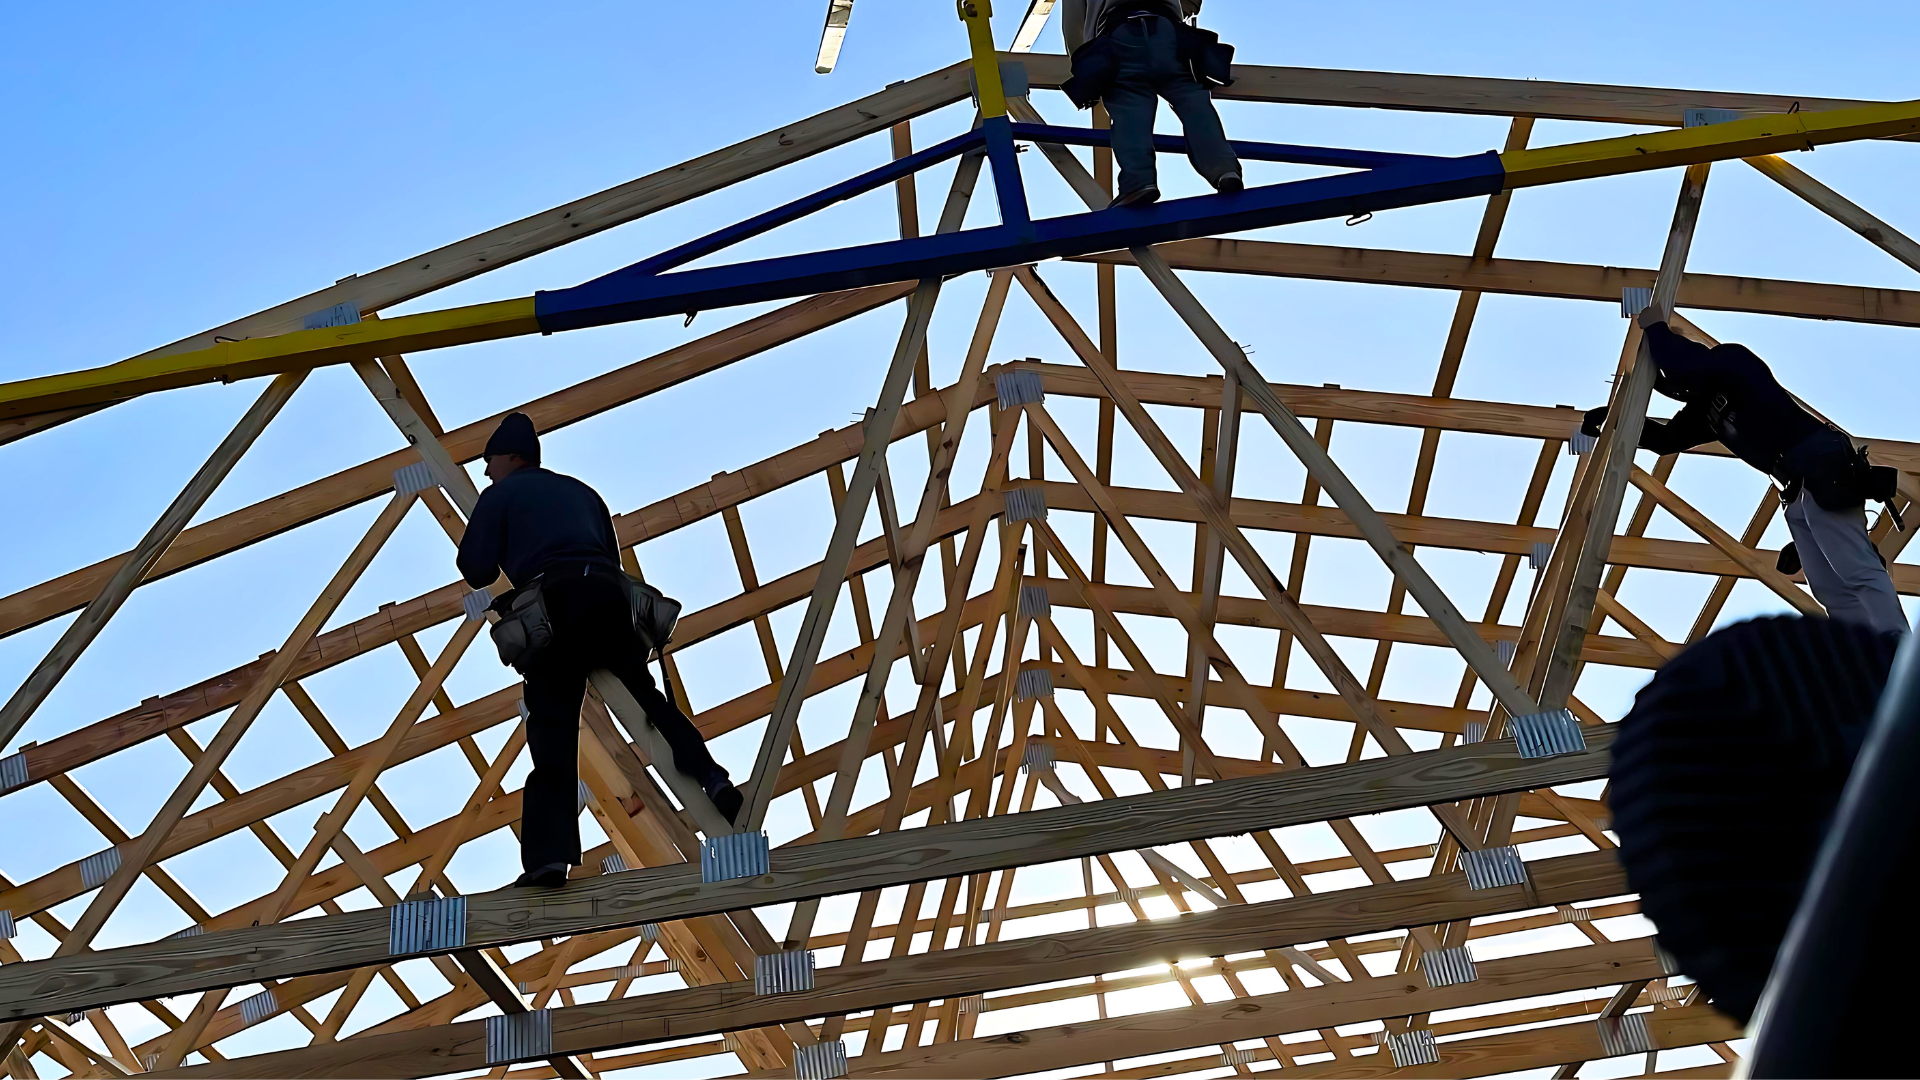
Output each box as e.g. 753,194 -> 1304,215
458,413 -> 741,889
1585,318 -> 1906,634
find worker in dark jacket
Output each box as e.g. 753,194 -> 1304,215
1063,0 -> 1241,207
1583,317 -> 1907,635
458,413 -> 743,888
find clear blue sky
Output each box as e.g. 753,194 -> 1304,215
1,1 -> 1916,1065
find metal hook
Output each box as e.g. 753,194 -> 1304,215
1345,212 -> 1372,227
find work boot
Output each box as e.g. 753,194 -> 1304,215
1110,185 -> 1159,209
1215,172 -> 1243,194
707,779 -> 745,825
512,863 -> 570,889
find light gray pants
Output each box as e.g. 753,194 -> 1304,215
1784,489 -> 1909,634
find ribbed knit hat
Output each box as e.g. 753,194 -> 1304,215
483,412 -> 540,465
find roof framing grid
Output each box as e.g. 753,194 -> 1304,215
2,32 -> 1915,1079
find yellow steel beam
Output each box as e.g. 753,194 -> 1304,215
0,299 -> 538,421
1500,98 -> 1920,188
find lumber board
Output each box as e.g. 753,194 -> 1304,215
1016,53 -> 1898,128
156,850 -> 1625,1078
0,727 -> 1616,1018
830,937 -> 1674,1078
1077,239 -> 1920,328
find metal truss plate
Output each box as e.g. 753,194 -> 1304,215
1510,708 -> 1587,758
1460,845 -> 1528,890
1220,1046 -> 1259,1066
392,460 -> 436,496
389,895 -> 467,955
794,1039 -> 850,1080
1422,945 -> 1478,988
0,911 -> 13,940
702,831 -> 770,883
485,1009 -> 554,1066
62,1012 -> 85,1025
1463,720 -> 1487,744
1683,107 -> 1741,128
1557,906 -> 1593,923
995,369 -> 1044,408
1529,541 -> 1552,570
957,994 -> 987,1014
0,752 -> 26,793
1016,667 -> 1054,701
602,853 -> 628,875
1568,428 -> 1597,456
462,589 -> 494,621
518,698 -> 531,723
1621,286 -> 1654,318
576,778 -> 593,814
754,949 -> 816,995
167,923 -> 206,939
302,301 -> 363,330
1386,1029 -> 1440,1068
79,846 -> 122,890
1495,638 -> 1517,666
1002,486 -> 1047,522
1597,1012 -> 1653,1057
970,61 -> 1030,108
1021,741 -> 1055,773
1018,583 -> 1052,619
237,988 -> 279,1028
1654,937 -> 1682,976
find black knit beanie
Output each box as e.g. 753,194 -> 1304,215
483,412 -> 541,466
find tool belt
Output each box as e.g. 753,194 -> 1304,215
487,567 -> 684,675
1785,441 -> 1904,528
488,580 -> 554,674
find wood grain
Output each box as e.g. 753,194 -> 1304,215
0,729 -> 1615,1019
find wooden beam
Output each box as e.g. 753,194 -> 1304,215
156,850 -> 1623,1078
0,371 -> 306,750
832,938 -> 1673,1078
1073,239 -> 1920,327
0,728 -> 1616,1018
1744,154 -> 1920,274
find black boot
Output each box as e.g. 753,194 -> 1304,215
512,863 -> 570,889
703,772 -> 744,824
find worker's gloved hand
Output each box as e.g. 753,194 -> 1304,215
1581,406 -> 1610,438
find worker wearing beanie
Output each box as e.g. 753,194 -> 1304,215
458,413 -> 743,888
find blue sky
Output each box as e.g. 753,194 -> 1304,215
2,1 -> 1916,1069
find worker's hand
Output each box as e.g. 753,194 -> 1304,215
1581,406 -> 1610,437
1636,307 -> 1666,332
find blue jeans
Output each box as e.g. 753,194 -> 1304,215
1103,15 -> 1239,195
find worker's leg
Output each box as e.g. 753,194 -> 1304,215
1103,21 -> 1162,199
1786,490 -> 1909,634
518,661 -> 587,874
603,647 -> 730,792
1143,22 -> 1240,188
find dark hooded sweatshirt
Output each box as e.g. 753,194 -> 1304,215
1630,322 -> 1846,482
457,467 -> 622,588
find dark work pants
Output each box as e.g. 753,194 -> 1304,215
518,567 -> 726,872
1103,15 -> 1239,196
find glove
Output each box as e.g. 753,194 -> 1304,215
1581,406 -> 1610,438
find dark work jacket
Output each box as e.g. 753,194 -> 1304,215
456,467 -> 622,588
1635,322 -> 1844,483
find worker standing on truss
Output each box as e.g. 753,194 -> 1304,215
458,413 -> 744,888
1584,314 -> 1908,635
1062,0 -> 1241,207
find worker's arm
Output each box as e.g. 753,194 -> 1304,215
1581,402 -> 1715,454
1639,405 -> 1717,455
1641,321 -> 1719,395
456,486 -> 506,588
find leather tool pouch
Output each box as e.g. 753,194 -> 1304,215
1175,24 -> 1235,87
624,575 -> 684,660
489,581 -> 554,674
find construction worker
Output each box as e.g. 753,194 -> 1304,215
458,413 -> 743,889
1062,0 -> 1242,207
1583,315 -> 1908,635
